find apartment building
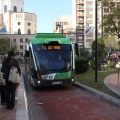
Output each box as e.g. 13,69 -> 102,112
72,0 -> 96,48
53,15 -> 75,43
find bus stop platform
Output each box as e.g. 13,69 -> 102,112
0,73 -> 29,120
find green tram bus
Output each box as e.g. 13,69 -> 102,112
25,33 -> 77,87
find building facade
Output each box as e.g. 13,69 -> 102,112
0,0 -> 37,34
72,0 -> 96,48
0,0 -> 37,57
0,34 -> 35,57
54,15 -> 75,43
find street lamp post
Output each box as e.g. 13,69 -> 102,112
10,33 -> 11,50
56,24 -> 63,37
95,0 -> 98,83
9,28 -> 12,50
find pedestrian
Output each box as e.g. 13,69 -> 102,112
15,83 -> 20,101
0,62 -> 6,105
1,51 -> 21,110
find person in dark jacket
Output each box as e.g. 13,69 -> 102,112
0,63 -> 6,105
1,51 -> 21,110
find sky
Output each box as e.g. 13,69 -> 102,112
24,0 -> 72,33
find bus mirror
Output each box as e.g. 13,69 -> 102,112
75,43 -> 79,57
25,50 -> 29,57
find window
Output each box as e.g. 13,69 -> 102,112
20,45 -> 23,49
20,39 -> 23,43
25,39 -> 28,43
27,22 -> 31,26
4,5 -> 7,13
18,29 -> 21,34
18,22 -> 21,25
13,39 -> 16,42
27,29 -> 31,34
104,8 -> 109,13
56,26 -> 58,30
14,6 -> 17,12
103,1 -> 108,7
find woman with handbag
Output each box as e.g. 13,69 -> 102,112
1,51 -> 21,110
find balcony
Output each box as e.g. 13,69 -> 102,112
77,20 -> 84,23
77,25 -> 84,29
86,14 -> 93,18
77,13 -> 84,17
77,0 -> 84,4
77,7 -> 84,10
77,39 -> 84,43
77,32 -> 84,35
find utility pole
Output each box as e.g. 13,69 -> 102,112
10,28 -> 12,50
56,24 -> 63,37
95,0 -> 98,83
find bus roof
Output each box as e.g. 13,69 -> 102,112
30,33 -> 71,44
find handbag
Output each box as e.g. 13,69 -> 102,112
8,66 -> 20,84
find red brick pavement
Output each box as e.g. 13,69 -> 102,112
0,102 -> 17,120
27,85 -> 120,120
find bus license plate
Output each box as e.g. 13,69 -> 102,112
52,81 -> 62,85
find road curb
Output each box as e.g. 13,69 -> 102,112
74,82 -> 120,107
16,73 -> 29,120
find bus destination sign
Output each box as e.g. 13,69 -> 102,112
48,45 -> 60,49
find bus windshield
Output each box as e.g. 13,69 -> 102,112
33,45 -> 72,75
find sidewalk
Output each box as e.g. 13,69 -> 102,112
104,73 -> 120,96
0,72 -> 120,120
0,73 -> 29,120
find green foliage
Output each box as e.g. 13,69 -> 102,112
104,34 -> 119,51
91,38 -> 105,59
0,39 -> 17,54
75,57 -> 89,74
0,39 -> 10,54
79,48 -> 91,59
102,0 -> 120,36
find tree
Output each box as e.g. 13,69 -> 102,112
0,39 -> 10,54
102,0 -> 120,37
92,38 -> 105,59
80,48 -> 91,59
0,38 -> 16,54
104,33 -> 119,49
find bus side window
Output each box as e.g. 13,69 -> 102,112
30,50 -> 36,74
